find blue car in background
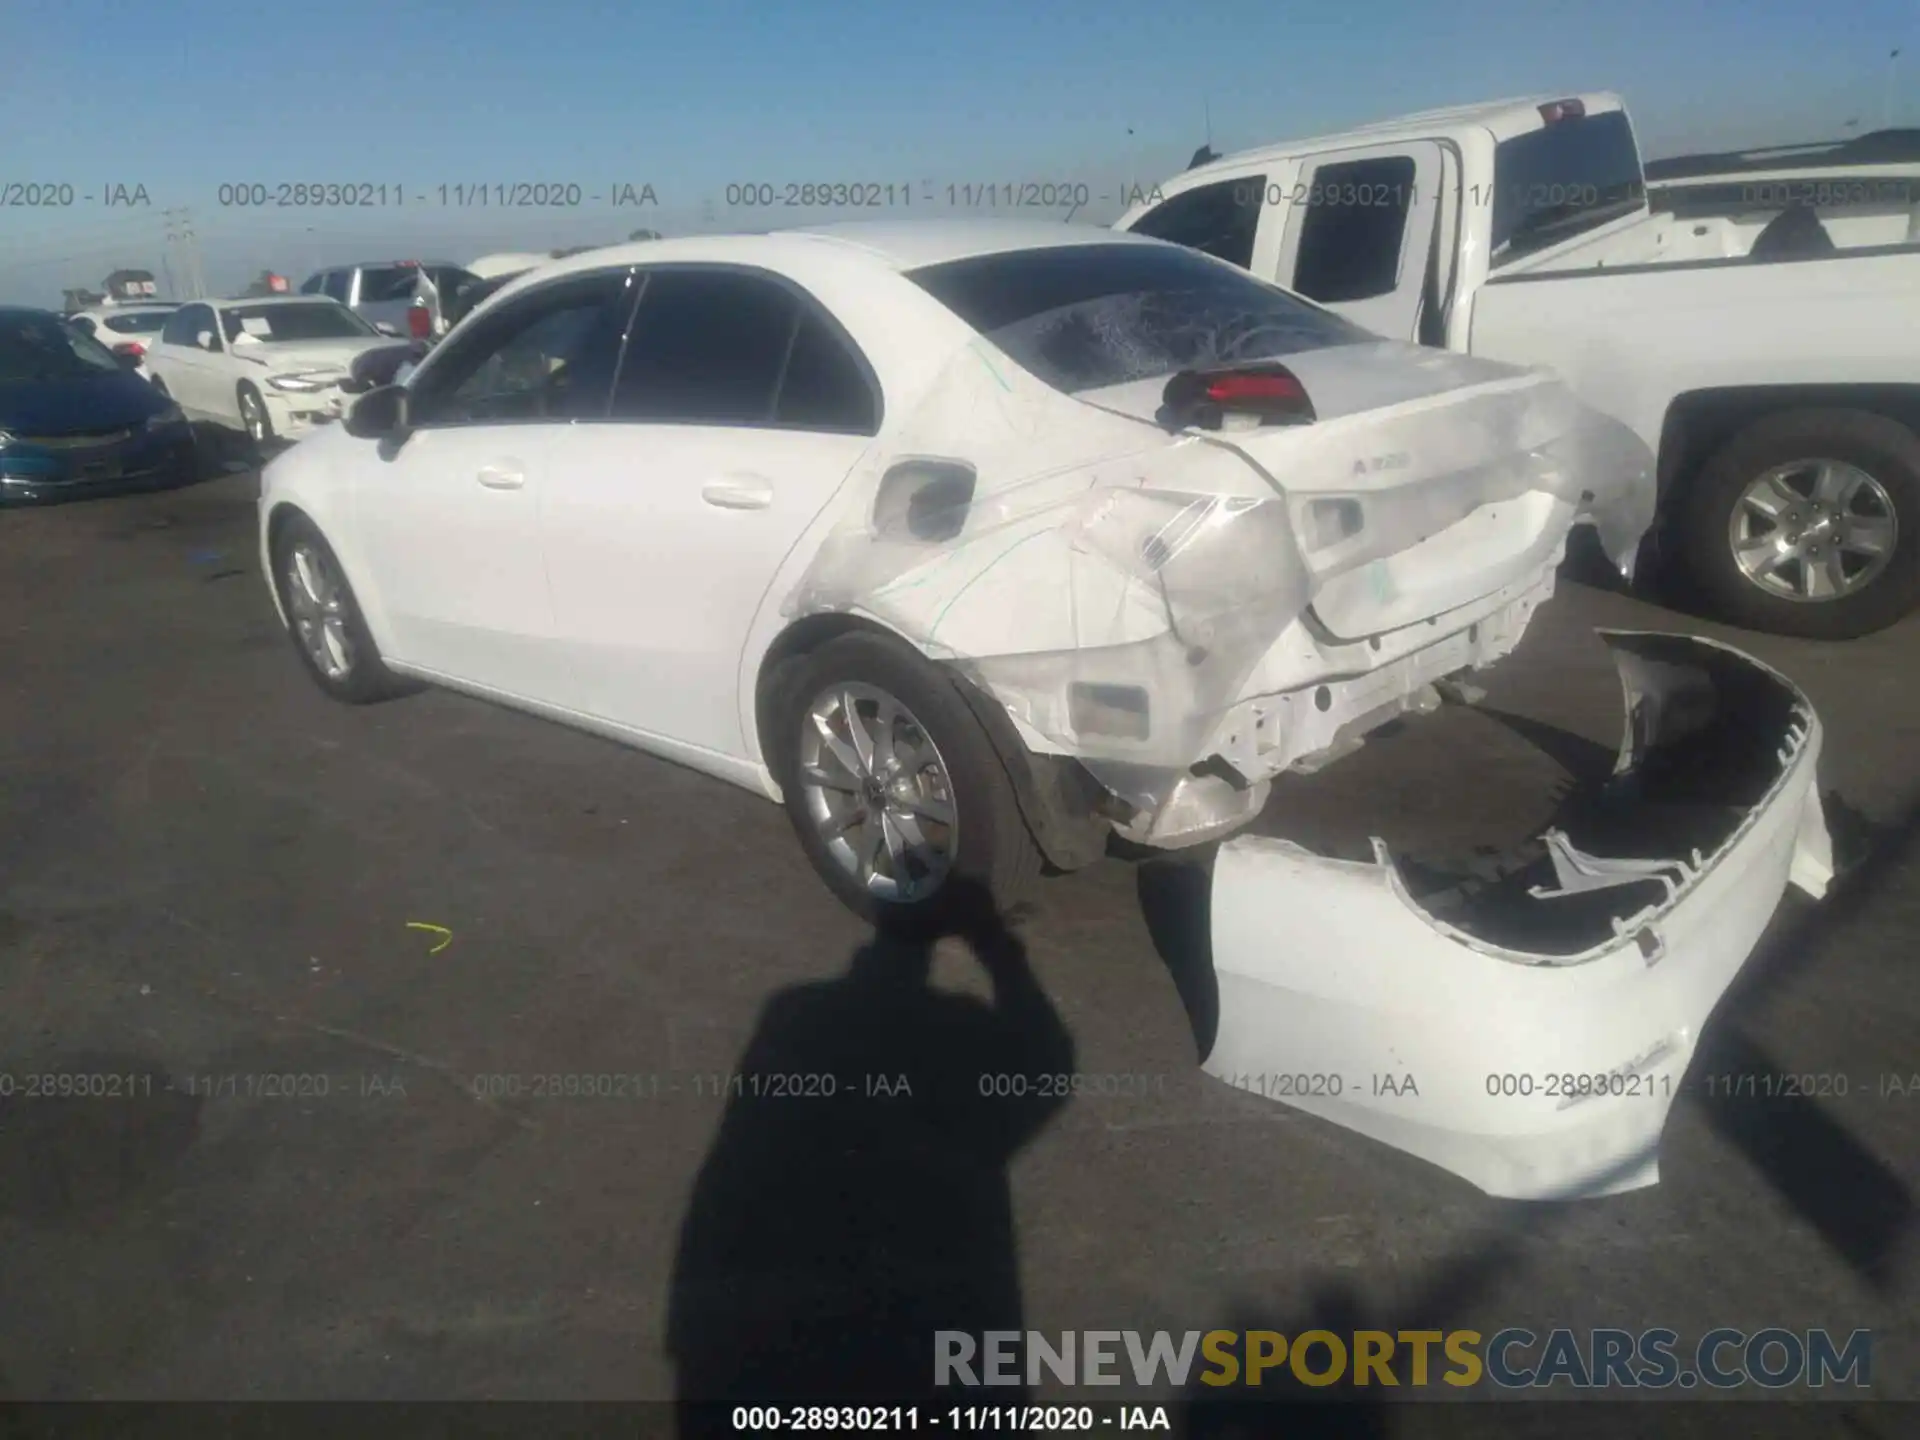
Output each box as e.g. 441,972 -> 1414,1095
0,306 -> 199,504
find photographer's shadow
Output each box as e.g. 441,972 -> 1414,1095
668,879 -> 1075,1430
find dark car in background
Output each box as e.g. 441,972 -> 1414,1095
0,307 -> 198,503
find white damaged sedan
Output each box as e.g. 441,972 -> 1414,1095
259,220 -> 1830,1197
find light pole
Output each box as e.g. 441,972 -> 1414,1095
1886,48 -> 1902,129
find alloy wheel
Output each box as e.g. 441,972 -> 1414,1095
1728,458 -> 1897,602
284,542 -> 356,680
796,682 -> 958,902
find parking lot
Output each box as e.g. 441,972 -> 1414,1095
2,468 -> 1917,1411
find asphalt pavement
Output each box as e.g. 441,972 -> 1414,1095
1,470 -> 1916,1418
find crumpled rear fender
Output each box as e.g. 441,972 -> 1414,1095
1204,630 -> 1833,1201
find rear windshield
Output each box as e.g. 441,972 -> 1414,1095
359,264 -> 475,305
905,242 -> 1368,396
219,302 -> 377,343
103,311 -> 171,335
0,310 -> 122,383
1491,110 -> 1648,266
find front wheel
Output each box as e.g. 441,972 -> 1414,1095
237,382 -> 274,451
773,632 -> 1043,932
269,515 -> 410,704
1678,408 -> 1920,639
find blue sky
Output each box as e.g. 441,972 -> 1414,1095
3,0 -> 1917,304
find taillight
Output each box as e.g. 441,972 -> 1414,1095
113,341 -> 146,358
407,303 -> 432,339
1161,363 -> 1316,430
1539,98 -> 1587,124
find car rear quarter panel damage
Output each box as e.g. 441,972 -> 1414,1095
772,333 -> 1656,845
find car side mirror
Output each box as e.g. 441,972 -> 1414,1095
374,321 -> 400,337
345,384 -> 410,440
196,330 -> 216,350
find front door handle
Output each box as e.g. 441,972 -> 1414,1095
477,463 -> 525,491
701,475 -> 774,510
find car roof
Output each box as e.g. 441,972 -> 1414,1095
327,259 -> 467,271
1164,92 -> 1628,193
522,218 -> 1166,285
212,294 -> 344,306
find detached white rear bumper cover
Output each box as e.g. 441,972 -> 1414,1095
1204,630 -> 1833,1201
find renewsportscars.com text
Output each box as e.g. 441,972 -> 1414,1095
935,1328 -> 1872,1390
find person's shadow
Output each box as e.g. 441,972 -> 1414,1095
668,879 -> 1075,1434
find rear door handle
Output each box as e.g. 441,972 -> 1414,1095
701,475 -> 774,510
477,463 -> 525,491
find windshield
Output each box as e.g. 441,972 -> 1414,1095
906,242 -> 1368,396
0,310 -> 123,382
219,301 -> 377,343
1491,110 -> 1648,266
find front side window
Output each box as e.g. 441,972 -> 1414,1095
409,272 -> 634,426
1290,155 -> 1418,303
0,311 -> 122,382
1126,177 -> 1263,270
906,242 -> 1367,396
178,304 -> 220,350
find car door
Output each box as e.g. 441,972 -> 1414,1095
351,267 -> 637,704
1274,142 -> 1444,340
154,303 -> 217,417
538,266 -> 880,757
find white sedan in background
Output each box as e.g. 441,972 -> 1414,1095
145,296 -> 403,448
65,302 -> 180,379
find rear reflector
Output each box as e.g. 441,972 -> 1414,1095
407,304 -> 432,339
113,342 -> 145,357
1162,362 -> 1316,430
1539,98 -> 1587,124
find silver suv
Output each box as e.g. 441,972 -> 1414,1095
298,261 -> 477,340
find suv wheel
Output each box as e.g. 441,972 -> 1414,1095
1679,408 -> 1920,639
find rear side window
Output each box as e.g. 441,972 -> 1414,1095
160,308 -> 195,345
356,266 -> 422,304
1490,110 -> 1646,265
1291,156 -> 1417,303
774,311 -> 878,432
1127,177 -> 1262,270
906,242 -> 1367,396
104,312 -> 170,335
608,269 -> 872,432
322,271 -> 351,303
299,274 -> 325,295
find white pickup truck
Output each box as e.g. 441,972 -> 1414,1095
1117,93 -> 1920,638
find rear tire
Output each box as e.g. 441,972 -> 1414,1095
771,632 -> 1043,933
1678,408 -> 1920,639
269,514 -> 410,704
